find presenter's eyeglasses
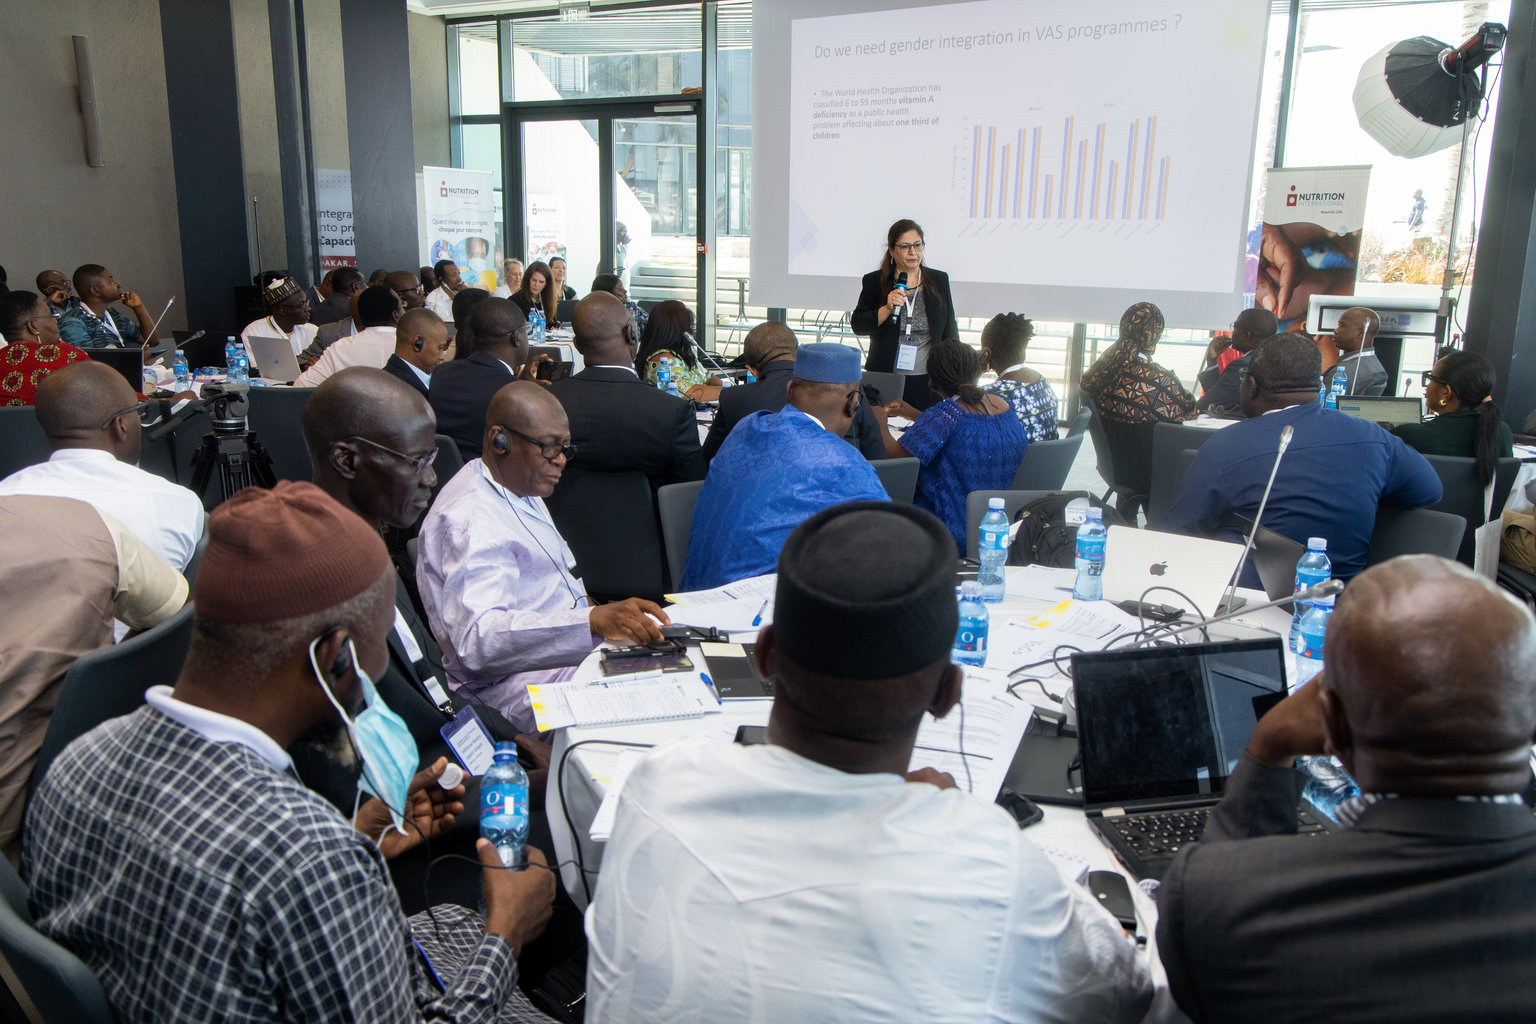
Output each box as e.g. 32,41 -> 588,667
505,426 -> 578,463
346,435 -> 439,478
893,241 -> 925,253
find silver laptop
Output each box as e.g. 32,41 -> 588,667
1336,395 -> 1422,426
1102,527 -> 1245,618
245,335 -> 303,383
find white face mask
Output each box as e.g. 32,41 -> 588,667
309,637 -> 420,836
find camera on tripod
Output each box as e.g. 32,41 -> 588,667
188,382 -> 276,505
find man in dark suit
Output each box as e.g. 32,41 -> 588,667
1157,554 -> 1536,1024
1196,306 -> 1277,416
428,298 -> 530,461
548,291 -> 705,489
383,308 -> 450,399
702,320 -> 885,463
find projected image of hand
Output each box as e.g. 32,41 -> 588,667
1257,223 -> 1360,322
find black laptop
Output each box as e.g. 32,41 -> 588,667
1072,638 -> 1329,880
89,346 -> 154,393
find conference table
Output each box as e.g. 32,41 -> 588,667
545,564 -> 1296,1020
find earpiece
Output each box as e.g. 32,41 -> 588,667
330,647 -> 351,680
490,429 -> 511,454
411,336 -> 424,352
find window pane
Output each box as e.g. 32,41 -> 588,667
510,4 -> 702,101
521,119 -> 600,304
459,124 -> 504,284
455,22 -> 500,116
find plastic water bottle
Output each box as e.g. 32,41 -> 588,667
529,307 -> 546,344
953,581 -> 988,666
1330,363 -> 1349,404
1288,538 -> 1331,653
1298,755 -> 1360,821
1072,507 -> 1107,602
977,497 -> 1009,603
1294,592 -> 1334,687
171,349 -> 190,390
656,355 -> 673,393
480,742 -> 529,869
224,336 -> 241,377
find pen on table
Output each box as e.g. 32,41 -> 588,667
700,673 -> 722,704
594,668 -> 665,685
751,599 -> 769,626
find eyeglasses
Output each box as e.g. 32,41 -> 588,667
26,312 -> 61,325
1421,371 -> 1445,387
98,400 -> 161,430
346,435 -> 439,478
503,426 -> 578,463
894,241 -> 925,253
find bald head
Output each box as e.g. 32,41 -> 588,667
302,366 -> 434,470
486,379 -> 562,436
744,321 -> 798,370
1232,307 -> 1278,352
1333,307 -> 1380,352
1323,555 -> 1536,796
484,381 -> 571,498
395,308 -> 449,374
570,291 -> 636,366
35,361 -> 142,461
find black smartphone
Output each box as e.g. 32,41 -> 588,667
1085,870 -> 1138,933
734,725 -> 768,745
995,788 -> 1044,828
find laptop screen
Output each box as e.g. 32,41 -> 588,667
1336,396 -> 1422,425
1072,639 -> 1287,806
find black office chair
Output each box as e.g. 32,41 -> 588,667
860,371 -> 905,407
545,468 -> 667,602
1497,561 -> 1536,612
870,457 -> 920,505
244,386 -> 317,485
1080,395 -> 1153,522
963,490 -> 1056,561
1365,505 -> 1466,566
1421,454 -> 1520,565
1147,422 -> 1221,528
0,407 -> 51,480
30,602 -> 196,793
657,480 -> 706,590
0,857 -> 119,1023
430,433 -> 465,497
139,409 -> 213,494
1009,432 -> 1086,491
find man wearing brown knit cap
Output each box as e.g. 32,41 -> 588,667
24,481 -> 558,1023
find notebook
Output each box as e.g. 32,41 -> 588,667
1335,395 -> 1423,426
1071,638 -> 1329,880
698,642 -> 774,699
526,674 -> 720,731
245,334 -> 303,383
1101,527 -> 1246,618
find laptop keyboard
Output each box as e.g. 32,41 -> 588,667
1105,804 -> 1332,858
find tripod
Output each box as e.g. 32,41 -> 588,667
190,423 -> 277,506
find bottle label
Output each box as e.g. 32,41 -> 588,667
1077,537 -> 1105,560
980,528 -> 1007,551
954,627 -> 986,654
481,782 -> 526,820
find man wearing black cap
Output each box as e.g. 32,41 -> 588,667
679,342 -> 888,590
587,501 -> 1152,1021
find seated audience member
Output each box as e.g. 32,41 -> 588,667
511,260 -> 556,328
0,291 -> 89,405
383,308 -> 451,399
877,338 -> 1031,551
1166,333 -> 1441,586
1330,306 -> 1387,397
1394,350 -> 1513,481
418,382 -> 669,731
310,266 -> 364,327
1197,307 -> 1278,415
420,264 -> 438,294
430,297 -> 532,461
1081,301 -> 1197,423
450,286 -> 491,352
35,269 -> 75,314
24,481 -> 557,1020
548,256 -> 577,302
294,285 -> 404,386
491,258 -> 523,299
425,259 -> 464,321
591,273 -> 647,334
301,290 -> 360,366
547,292 -> 705,490
636,299 -> 722,399
1,494 -> 185,862
386,269 -> 427,311
1157,555 -> 1536,1024
980,312 -> 1059,441
309,268 -> 335,308
701,320 -> 884,462
368,268 -> 391,287
681,343 -> 888,590
57,263 -> 157,349
588,501 -> 1153,1022
241,275 -> 319,360
0,362 -> 205,574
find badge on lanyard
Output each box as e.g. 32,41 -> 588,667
895,294 -> 917,371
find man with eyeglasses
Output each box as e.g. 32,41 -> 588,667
386,269 -> 428,311
0,290 -> 90,405
241,275 -> 320,361
418,381 -> 671,732
35,270 -> 76,315
680,343 -> 889,591
1196,307 -> 1279,417
0,362 -> 204,594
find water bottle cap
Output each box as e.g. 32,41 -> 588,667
492,740 -> 518,761
1308,537 -> 1326,549
437,762 -> 464,789
1085,506 -> 1102,519
960,581 -> 981,599
988,497 -> 1005,509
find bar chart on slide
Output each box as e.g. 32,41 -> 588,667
961,116 -> 1171,224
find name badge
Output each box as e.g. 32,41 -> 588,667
895,339 -> 918,372
440,706 -> 497,776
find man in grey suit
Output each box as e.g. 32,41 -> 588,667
1330,306 -> 1388,396
1157,554 -> 1536,1024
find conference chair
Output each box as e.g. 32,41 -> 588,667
1365,505 -> 1466,566
1063,407 -> 1090,437
1009,432 -> 1086,491
657,479 -> 705,590
544,467 -> 667,602
0,407 -> 50,480
139,408 -> 213,494
1421,454 -> 1520,565
1147,421 -> 1221,528
0,857 -> 118,1024
860,370 -> 905,407
1080,395 -> 1153,522
870,457 -> 920,505
30,602 -> 197,792
244,386 -> 317,485
1496,561 -> 1536,613
963,489 -> 1056,561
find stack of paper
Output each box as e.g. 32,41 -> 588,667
527,674 -> 720,732
665,573 -> 777,633
909,667 -> 1033,799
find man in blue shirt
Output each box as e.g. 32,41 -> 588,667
681,344 -> 889,590
57,264 -> 157,349
1166,334 -> 1440,586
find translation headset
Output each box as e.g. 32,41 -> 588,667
490,428 -> 511,454
317,626 -> 353,680
411,335 -> 424,352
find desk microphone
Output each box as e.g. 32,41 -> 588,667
179,329 -> 206,346
1217,423 -> 1293,615
1137,577 -> 1343,647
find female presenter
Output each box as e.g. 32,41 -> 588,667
851,218 -> 959,411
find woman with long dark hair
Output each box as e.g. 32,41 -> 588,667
548,256 -> 577,301
851,218 -> 960,411
1395,350 -> 1513,486
981,312 -> 1058,442
511,260 -> 556,327
636,300 -> 722,401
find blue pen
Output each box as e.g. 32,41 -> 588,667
700,673 -> 722,704
751,599 -> 769,626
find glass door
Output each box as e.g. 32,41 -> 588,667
515,119 -> 600,311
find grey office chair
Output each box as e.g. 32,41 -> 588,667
243,386 -> 318,485
544,468 -> 666,602
1365,506 -> 1466,566
860,371 -> 906,407
1421,454 -> 1520,565
1147,422 -> 1220,528
0,857 -> 118,1023
870,457 -> 920,505
657,480 -> 706,589
963,490 -> 1056,560
1009,432 -> 1086,491
1063,407 -> 1090,438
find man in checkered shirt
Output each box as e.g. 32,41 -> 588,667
23,481 -> 557,1022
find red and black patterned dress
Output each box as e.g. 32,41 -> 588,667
0,342 -> 90,406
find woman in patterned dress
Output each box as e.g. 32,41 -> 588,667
981,313 -> 1059,442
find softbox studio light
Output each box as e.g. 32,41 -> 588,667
1353,22 -> 1507,158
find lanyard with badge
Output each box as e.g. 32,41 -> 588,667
895,290 -> 918,371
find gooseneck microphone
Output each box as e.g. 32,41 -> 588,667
1136,577 -> 1344,647
1217,423 -> 1295,614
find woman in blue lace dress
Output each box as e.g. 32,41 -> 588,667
876,338 -> 1032,551
980,313 -> 1058,442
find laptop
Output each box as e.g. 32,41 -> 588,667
1071,638 -> 1330,880
90,347 -> 152,393
1235,515 -> 1308,602
1102,527 -> 1246,618
1336,395 -> 1423,426
245,335 -> 303,383
173,329 -> 238,370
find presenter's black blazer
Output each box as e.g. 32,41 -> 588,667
850,267 -> 961,373
547,366 -> 707,489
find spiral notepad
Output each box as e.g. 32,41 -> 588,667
527,675 -> 720,732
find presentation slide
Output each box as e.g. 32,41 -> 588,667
751,0 -> 1270,327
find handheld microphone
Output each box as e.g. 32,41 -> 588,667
895,271 -> 909,331
1137,577 -> 1344,647
1217,424 -> 1294,614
